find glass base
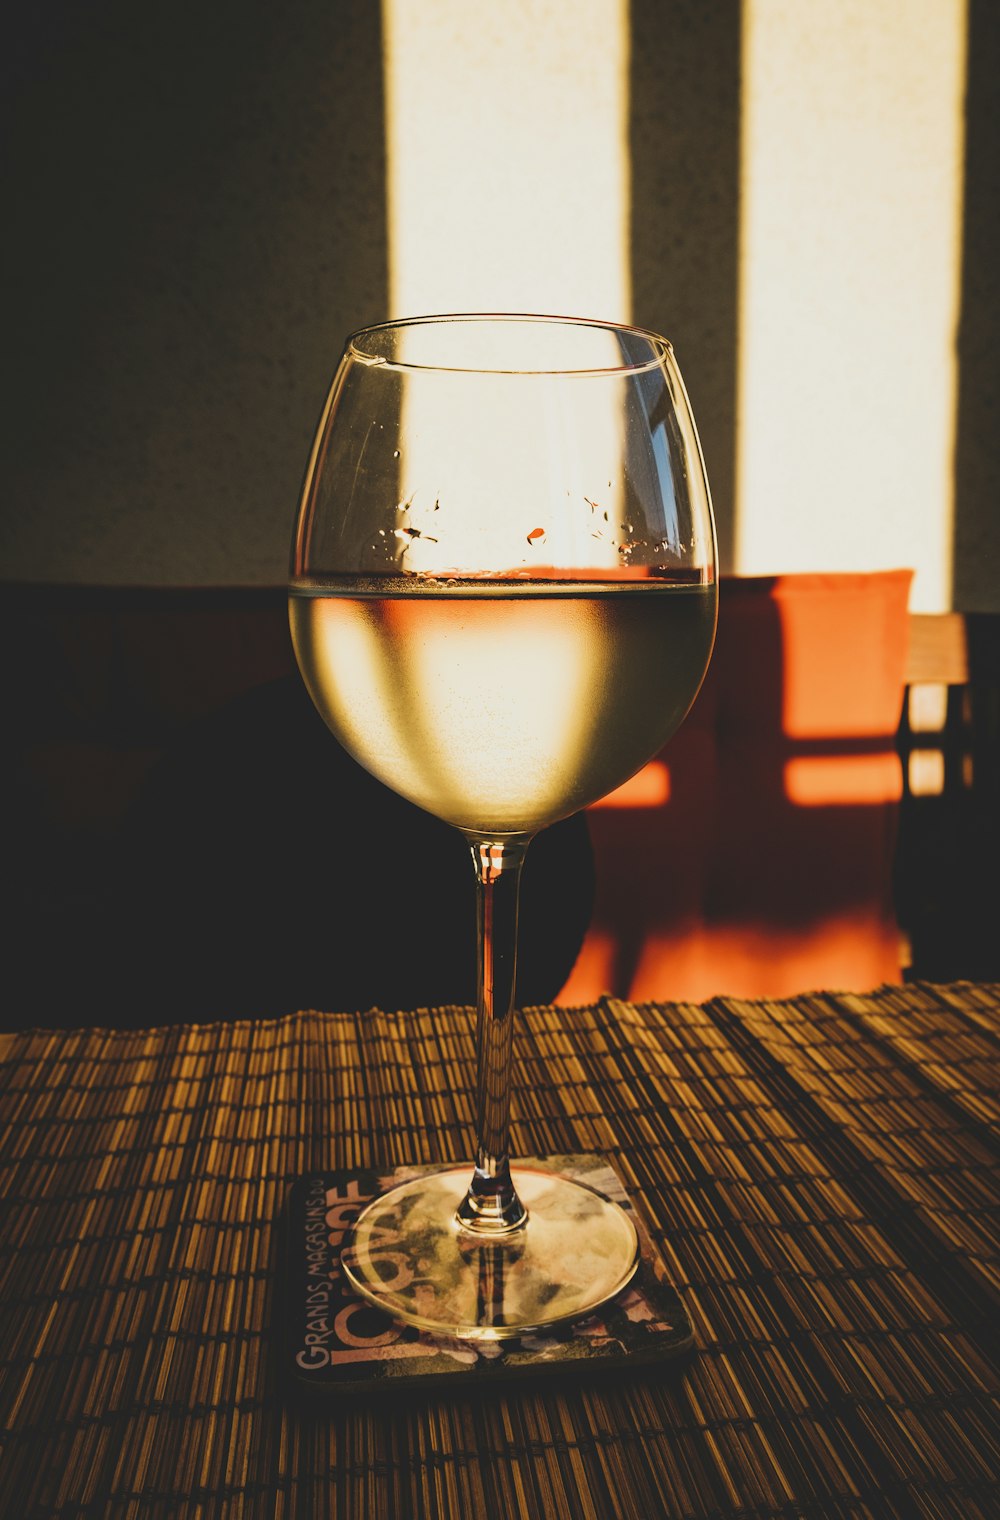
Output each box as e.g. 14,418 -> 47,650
340,1164 -> 640,1341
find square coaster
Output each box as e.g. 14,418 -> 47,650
281,1154 -> 694,1397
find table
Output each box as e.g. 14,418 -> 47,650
2,982 -> 999,1517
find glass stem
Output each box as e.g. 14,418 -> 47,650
456,835 -> 532,1234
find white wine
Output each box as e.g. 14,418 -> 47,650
289,577 -> 717,836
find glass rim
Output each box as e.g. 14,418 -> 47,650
343,311 -> 675,376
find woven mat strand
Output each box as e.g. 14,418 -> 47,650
0,982 -> 999,1518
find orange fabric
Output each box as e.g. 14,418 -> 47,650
557,570 -> 914,1004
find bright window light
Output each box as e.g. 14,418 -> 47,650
381,0 -> 630,324
735,0 -> 968,613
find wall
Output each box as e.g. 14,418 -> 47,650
3,0 -> 996,610
3,2 -> 388,587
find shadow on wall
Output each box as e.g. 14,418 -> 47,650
953,0 -> 1000,612
2,1 -> 389,585
629,0 -> 741,574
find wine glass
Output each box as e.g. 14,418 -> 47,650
289,313 -> 717,1339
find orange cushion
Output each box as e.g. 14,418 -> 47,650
557,569 -> 914,1004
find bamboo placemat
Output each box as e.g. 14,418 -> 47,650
1,981 -> 999,1517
